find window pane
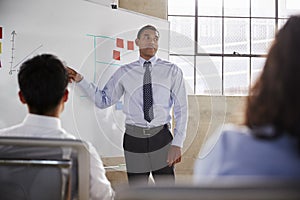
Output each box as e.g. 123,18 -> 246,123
224,18 -> 250,54
169,16 -> 195,54
251,19 -> 275,54
224,0 -> 250,17
168,0 -> 195,15
251,0 -> 275,17
251,57 -> 266,86
278,18 -> 288,31
224,57 -> 249,96
196,56 -> 222,95
170,56 -> 195,94
198,0 -> 222,16
198,17 -> 222,54
279,0 -> 300,18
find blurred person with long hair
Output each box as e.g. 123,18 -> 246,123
194,15 -> 300,181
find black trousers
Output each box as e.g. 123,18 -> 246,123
123,124 -> 175,185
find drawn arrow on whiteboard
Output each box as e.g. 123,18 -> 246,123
9,31 -> 17,75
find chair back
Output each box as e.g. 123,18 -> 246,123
0,137 -> 90,200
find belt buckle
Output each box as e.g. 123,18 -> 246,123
143,127 -> 151,136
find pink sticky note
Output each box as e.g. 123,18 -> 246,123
116,38 -> 124,48
127,41 -> 134,50
113,50 -> 120,60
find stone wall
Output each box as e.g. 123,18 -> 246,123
119,0 -> 167,19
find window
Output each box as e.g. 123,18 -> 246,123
168,0 -> 300,95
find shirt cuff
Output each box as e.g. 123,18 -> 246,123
77,78 -> 89,89
171,134 -> 184,148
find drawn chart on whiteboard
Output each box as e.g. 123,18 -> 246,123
1,30 -> 44,75
70,31 -> 140,157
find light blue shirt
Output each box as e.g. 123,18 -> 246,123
194,124 -> 300,182
77,56 -> 188,147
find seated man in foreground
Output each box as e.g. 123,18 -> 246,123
0,54 -> 115,200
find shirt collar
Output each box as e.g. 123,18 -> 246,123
22,113 -> 62,130
139,55 -> 158,67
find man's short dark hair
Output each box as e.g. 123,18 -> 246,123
137,25 -> 160,39
18,54 -> 68,114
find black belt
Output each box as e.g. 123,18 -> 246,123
125,124 -> 169,138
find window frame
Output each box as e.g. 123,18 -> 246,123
168,0 -> 292,95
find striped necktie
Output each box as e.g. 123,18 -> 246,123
143,61 -> 154,122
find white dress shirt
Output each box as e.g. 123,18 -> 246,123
78,56 -> 188,147
0,114 -> 115,200
194,124 -> 300,183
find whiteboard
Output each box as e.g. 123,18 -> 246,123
0,0 -> 169,157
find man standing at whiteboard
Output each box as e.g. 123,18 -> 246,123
68,25 -> 188,185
